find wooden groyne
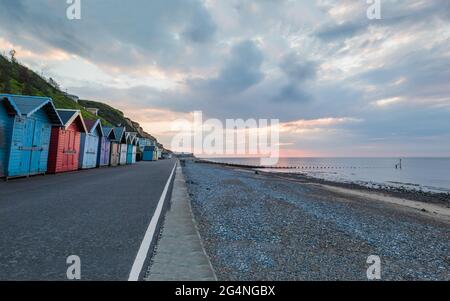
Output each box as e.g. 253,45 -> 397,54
194,160 -> 380,170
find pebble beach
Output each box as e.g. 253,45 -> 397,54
183,161 -> 450,281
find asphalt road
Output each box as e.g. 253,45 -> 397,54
0,159 -> 176,281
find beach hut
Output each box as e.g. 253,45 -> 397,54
0,97 -> 13,178
108,127 -> 122,167
138,137 -> 149,162
157,146 -> 162,160
99,126 -> 115,167
135,138 -> 143,161
132,136 -> 138,164
126,132 -> 138,164
47,109 -> 87,174
114,127 -> 127,165
0,94 -> 62,178
79,119 -> 103,169
143,145 -> 158,161
141,138 -> 158,161
125,132 -> 132,164
138,138 -> 148,153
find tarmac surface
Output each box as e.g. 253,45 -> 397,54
0,159 -> 176,280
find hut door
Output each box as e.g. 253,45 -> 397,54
101,138 -> 107,164
39,124 -> 51,172
20,118 -> 35,175
114,143 -> 120,164
111,143 -> 118,164
62,130 -> 76,170
7,118 -> 23,176
68,130 -> 76,169
29,121 -> 50,174
88,135 -> 97,166
62,130 -> 69,170
29,119 -> 42,174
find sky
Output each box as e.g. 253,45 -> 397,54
0,0 -> 449,157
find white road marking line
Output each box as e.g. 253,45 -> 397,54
128,162 -> 177,281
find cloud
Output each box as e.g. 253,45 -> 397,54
280,53 -> 318,82
182,5 -> 217,43
273,83 -> 312,103
189,40 -> 264,94
315,22 -> 367,41
314,0 -> 450,42
1,0 -> 449,156
271,53 -> 319,102
281,117 -> 362,133
0,0 -> 219,72
372,97 -> 404,108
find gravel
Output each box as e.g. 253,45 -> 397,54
183,162 -> 450,281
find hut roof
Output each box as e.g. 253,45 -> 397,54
56,109 -> 87,132
84,119 -> 104,136
126,132 -> 138,145
102,126 -> 117,140
139,138 -> 156,147
114,127 -> 126,143
0,94 -> 62,125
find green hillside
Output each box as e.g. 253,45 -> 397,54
0,53 -> 158,143
0,54 -> 106,123
78,99 -> 156,140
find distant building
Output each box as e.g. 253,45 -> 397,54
175,152 -> 195,158
162,152 -> 173,159
85,107 -> 99,116
64,93 -> 79,103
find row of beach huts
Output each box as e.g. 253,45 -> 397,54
0,94 -> 162,179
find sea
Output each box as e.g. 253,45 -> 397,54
203,157 -> 450,194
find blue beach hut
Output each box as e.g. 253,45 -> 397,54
143,145 -> 158,161
125,132 -> 137,164
0,94 -> 62,178
79,119 -> 103,169
138,138 -> 149,153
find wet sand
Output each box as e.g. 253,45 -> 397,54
257,170 -> 450,223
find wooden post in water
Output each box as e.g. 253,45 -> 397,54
395,158 -> 403,169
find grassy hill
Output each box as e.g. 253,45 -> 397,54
0,54 -> 105,122
78,99 -> 156,140
0,54 -> 158,142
